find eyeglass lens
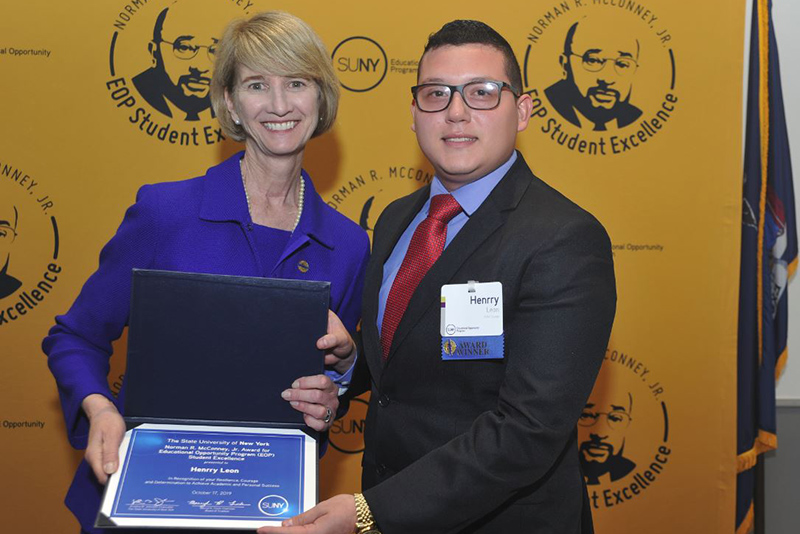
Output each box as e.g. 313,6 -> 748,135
167,39 -> 216,61
416,82 -> 502,112
579,53 -> 636,76
578,411 -> 631,429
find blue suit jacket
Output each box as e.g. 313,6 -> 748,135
42,152 -> 370,533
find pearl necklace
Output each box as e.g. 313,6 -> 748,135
240,159 -> 305,231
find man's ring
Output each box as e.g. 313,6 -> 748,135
323,407 -> 333,424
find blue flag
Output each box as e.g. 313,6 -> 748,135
737,1 -> 798,533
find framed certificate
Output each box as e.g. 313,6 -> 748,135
95,270 -> 330,529
98,423 -> 317,529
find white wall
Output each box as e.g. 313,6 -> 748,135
773,0 -> 800,401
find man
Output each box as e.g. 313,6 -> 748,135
0,202 -> 21,299
261,20 -> 616,534
578,385 -> 636,485
545,18 -> 642,131
132,0 -> 217,121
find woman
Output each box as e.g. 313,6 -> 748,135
43,11 -> 369,534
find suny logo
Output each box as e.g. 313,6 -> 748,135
258,494 -> 289,516
331,36 -> 387,92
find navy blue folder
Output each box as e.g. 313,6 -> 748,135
123,269 -> 330,427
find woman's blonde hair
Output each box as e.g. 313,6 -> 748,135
211,11 -> 340,142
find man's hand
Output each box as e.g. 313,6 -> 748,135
257,494 -> 357,534
281,375 -> 339,432
317,310 -> 356,375
82,393 -> 126,484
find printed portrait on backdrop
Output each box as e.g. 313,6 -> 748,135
0,166 -> 61,326
578,387 -> 637,485
545,17 -> 642,132
0,200 -> 21,299
132,0 -> 218,121
575,351 -> 673,512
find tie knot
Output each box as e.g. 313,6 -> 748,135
428,194 -> 462,223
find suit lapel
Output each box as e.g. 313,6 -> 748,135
384,205 -> 504,364
362,188 -> 430,380
385,155 -> 533,365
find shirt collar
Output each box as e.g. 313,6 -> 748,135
164,97 -> 215,122
294,171 -> 336,250
429,151 -> 518,216
199,151 -> 336,249
573,105 -> 619,130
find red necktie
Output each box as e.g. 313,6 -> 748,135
381,194 -> 462,360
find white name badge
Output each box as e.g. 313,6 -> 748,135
440,281 -> 503,337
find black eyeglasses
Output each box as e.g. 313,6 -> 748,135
411,80 -> 519,113
570,52 -> 638,76
0,225 -> 17,241
161,38 -> 217,61
578,410 -> 632,430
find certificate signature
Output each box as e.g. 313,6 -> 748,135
188,499 -> 252,511
125,497 -> 179,512
129,497 -> 175,507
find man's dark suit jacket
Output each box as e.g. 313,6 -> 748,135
584,454 -> 636,485
132,68 -> 214,121
347,153 -> 617,534
0,270 -> 22,299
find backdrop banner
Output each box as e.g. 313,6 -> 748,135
0,1 -> 743,532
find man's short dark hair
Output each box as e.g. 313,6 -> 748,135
562,20 -> 639,61
153,7 -> 169,43
563,22 -> 580,56
420,20 -> 523,94
1,206 -> 19,231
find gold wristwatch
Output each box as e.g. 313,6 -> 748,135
354,493 -> 381,534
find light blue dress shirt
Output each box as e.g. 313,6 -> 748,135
377,152 -> 517,334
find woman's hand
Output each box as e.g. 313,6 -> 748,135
317,310 -> 356,375
281,375 -> 339,432
81,394 -> 126,484
281,311 -> 355,431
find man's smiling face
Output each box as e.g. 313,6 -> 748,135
566,21 -> 639,112
0,203 -> 18,268
411,44 -> 531,191
154,1 -> 219,108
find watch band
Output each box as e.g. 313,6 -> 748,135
354,493 -> 380,534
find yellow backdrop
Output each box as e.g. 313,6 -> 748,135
0,0 -> 743,532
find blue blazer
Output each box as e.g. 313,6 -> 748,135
42,152 -> 370,533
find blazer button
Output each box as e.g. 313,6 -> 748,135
376,463 -> 387,476
378,394 -> 390,407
